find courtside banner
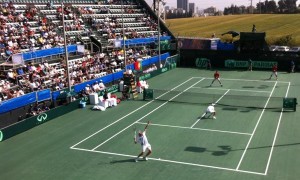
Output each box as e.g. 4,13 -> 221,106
177,38 -> 212,50
225,60 -> 277,68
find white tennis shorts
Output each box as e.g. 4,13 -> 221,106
142,143 -> 152,152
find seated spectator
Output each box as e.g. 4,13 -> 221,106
85,84 -> 93,94
7,69 -> 16,84
98,79 -> 105,90
16,88 -> 25,97
137,79 -> 149,90
41,102 -> 50,112
92,81 -> 101,92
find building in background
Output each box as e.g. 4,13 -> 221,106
165,5 -> 170,11
177,0 -> 189,12
204,6 -> 217,16
188,2 -> 195,14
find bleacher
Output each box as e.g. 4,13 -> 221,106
0,0 -> 175,122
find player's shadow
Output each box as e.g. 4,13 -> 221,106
186,143 -> 300,157
185,145 -> 232,156
185,146 -> 206,153
110,159 -> 136,164
257,85 -> 269,89
242,86 -> 255,89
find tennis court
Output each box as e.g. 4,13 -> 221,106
0,68 -> 299,180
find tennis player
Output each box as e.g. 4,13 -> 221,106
205,103 -> 216,119
210,71 -> 223,87
248,59 -> 253,71
269,64 -> 278,80
134,121 -> 152,162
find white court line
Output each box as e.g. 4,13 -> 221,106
192,77 -> 290,83
70,77 -> 195,148
71,147 -> 265,176
235,81 -> 278,170
190,89 -> 230,128
136,122 -> 251,136
90,78 -> 205,151
191,87 -> 270,93
264,82 -> 291,175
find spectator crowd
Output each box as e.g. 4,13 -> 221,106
0,0 -> 168,102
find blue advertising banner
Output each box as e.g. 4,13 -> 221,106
0,92 -> 36,114
37,89 -> 51,102
121,36 -> 171,46
23,45 -> 77,61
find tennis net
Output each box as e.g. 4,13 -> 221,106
143,89 -> 295,110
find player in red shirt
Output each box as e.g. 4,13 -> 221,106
210,71 -> 223,87
269,64 -> 278,80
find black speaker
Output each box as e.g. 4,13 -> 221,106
239,32 -> 266,52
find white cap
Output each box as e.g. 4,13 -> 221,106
211,103 -> 216,106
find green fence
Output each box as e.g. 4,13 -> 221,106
195,58 -> 210,68
139,62 -> 177,81
225,60 -> 277,68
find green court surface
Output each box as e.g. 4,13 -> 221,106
1,68 -> 300,180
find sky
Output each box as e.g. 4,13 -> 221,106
145,0 -> 300,11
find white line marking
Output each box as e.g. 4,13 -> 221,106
235,81 -> 278,170
136,122 -> 251,136
70,77 -> 195,148
190,89 -> 230,128
91,79 -> 205,150
192,87 -> 270,93
70,147 -> 265,176
264,82 -> 291,175
192,77 -> 290,83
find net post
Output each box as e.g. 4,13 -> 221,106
143,89 -> 154,100
283,98 -> 297,112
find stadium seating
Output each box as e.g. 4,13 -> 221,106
0,0 -> 165,104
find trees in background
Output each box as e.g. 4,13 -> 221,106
224,0 -> 299,15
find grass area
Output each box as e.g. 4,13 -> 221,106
165,14 -> 300,45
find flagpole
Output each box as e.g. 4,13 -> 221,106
158,0 -> 161,68
61,1 -> 71,94
122,0 -> 127,71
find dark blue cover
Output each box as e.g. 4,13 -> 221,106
37,89 -> 51,102
0,92 -> 36,113
23,45 -> 77,61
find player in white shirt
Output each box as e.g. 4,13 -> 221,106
134,121 -> 152,162
205,103 -> 216,119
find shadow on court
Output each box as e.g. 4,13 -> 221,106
110,159 -> 136,164
185,146 -> 232,156
185,142 -> 300,156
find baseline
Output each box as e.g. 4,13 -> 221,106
71,147 -> 265,176
192,77 -> 290,84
